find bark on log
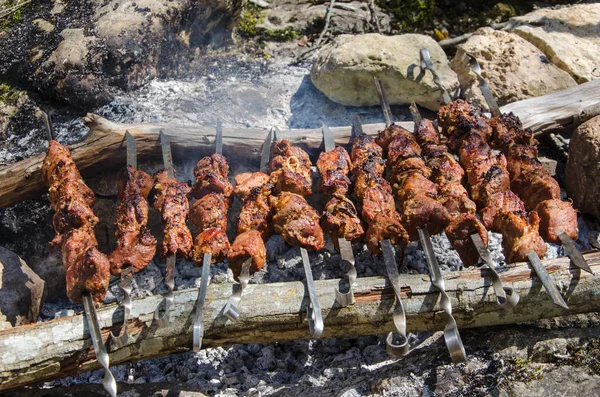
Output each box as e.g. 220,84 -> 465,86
1,251 -> 599,391
1,79 -> 600,208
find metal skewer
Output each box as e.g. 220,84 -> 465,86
301,247 -> 324,338
322,123 -> 357,307
420,48 -> 452,105
381,240 -> 410,356
43,112 -> 117,397
83,294 -> 118,397
193,252 -> 212,351
559,232 -> 594,274
154,131 -> 176,327
471,234 -> 519,307
223,259 -> 252,321
418,228 -> 467,363
373,77 -> 392,127
109,131 -> 137,349
464,53 -> 501,118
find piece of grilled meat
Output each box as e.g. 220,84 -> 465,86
270,191 -> 325,251
152,169 -> 194,259
269,139 -> 313,196
227,230 -> 267,281
233,172 -> 271,200
191,227 -> 230,266
109,166 -> 157,275
237,182 -> 273,241
316,146 -> 352,196
42,140 -> 110,304
192,153 -> 233,199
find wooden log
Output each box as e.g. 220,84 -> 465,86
1,251 -> 599,391
501,79 -> 600,133
1,80 -> 600,208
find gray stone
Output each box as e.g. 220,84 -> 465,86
310,33 -> 458,110
0,246 -> 46,330
451,27 -> 577,110
566,115 -> 600,217
507,4 -> 600,83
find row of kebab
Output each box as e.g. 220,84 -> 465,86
41,96 -> 586,395
42,98 -> 578,305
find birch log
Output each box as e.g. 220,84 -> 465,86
1,251 -> 599,391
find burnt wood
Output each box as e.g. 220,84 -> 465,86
0,251 -> 599,391
1,79 -> 600,208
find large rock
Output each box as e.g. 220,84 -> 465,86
451,27 -> 577,109
566,115 -> 600,218
507,4 -> 600,83
310,33 -> 458,110
0,246 -> 46,330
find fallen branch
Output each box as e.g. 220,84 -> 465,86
0,251 -> 599,391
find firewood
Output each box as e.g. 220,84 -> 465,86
0,251 -> 599,391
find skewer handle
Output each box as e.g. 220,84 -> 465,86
301,248 -> 324,339
419,48 -> 452,105
82,294 -> 117,397
381,239 -> 409,356
559,232 -> 594,275
223,258 -> 252,321
418,228 -> 467,363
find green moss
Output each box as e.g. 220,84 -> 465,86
0,83 -> 20,105
502,356 -> 544,383
237,4 -> 300,43
377,0 -> 435,33
1,0 -> 28,31
238,4 -> 265,38
262,26 -> 299,42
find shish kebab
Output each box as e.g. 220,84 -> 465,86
318,123 -> 364,306
152,132 -> 194,326
41,114 -> 117,397
108,131 -> 157,348
371,79 -> 466,362
466,53 -> 591,275
221,128 -> 273,320
267,130 -> 325,338
348,115 -> 410,357
188,121 -> 236,351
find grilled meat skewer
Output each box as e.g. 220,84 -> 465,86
42,140 -> 110,304
350,133 -> 409,256
317,144 -> 365,245
109,165 -> 157,275
411,119 -> 489,267
152,169 -> 194,258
